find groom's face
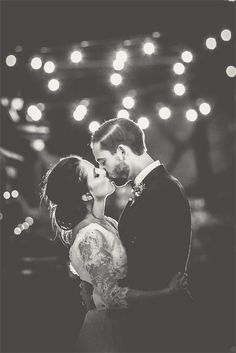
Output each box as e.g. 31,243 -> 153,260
92,142 -> 130,187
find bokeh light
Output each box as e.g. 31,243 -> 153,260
186,109 -> 198,122
70,50 -> 83,63
48,79 -> 60,91
110,73 -> 122,86
173,62 -> 185,75
122,96 -> 135,109
31,139 -> 45,151
14,227 -> 21,235
6,55 -> 17,67
73,104 -> 88,121
11,97 -> 24,111
27,105 -> 42,121
3,191 -> 11,200
205,37 -> 217,50
113,60 -> 125,71
117,109 -> 130,119
142,41 -> 156,55
89,121 -> 100,133
25,217 -> 34,226
115,50 -> 128,62
137,116 -> 150,129
30,57 -> 42,70
226,65 -> 236,78
44,61 -> 56,73
11,190 -> 19,198
173,83 -> 186,96
159,107 -> 172,120
220,29 -> 232,41
199,102 -> 211,115
181,51 -> 193,63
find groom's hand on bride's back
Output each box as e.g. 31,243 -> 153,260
168,272 -> 189,294
80,281 -> 96,311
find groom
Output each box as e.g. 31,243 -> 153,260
90,117 -> 193,352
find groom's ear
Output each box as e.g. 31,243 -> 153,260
81,192 -> 93,202
117,144 -> 130,159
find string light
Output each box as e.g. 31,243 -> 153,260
36,103 -> 45,111
30,139 -> 45,151
89,121 -> 100,133
9,108 -> 20,122
11,97 -> 24,111
205,37 -> 217,50
70,50 -> 82,63
142,41 -> 156,55
27,105 -> 42,121
113,60 -> 125,71
11,190 -> 19,198
73,104 -> 88,121
220,29 -> 232,41
122,96 -> 135,109
117,109 -> 130,119
22,222 -> 30,230
159,107 -> 171,120
25,217 -> 34,226
186,109 -> 198,122
115,50 -> 128,62
110,73 -> 122,86
48,78 -> 60,91
173,62 -> 185,75
3,191 -> 11,200
30,57 -> 42,70
226,65 -> 236,78
0,98 -> 10,107
18,224 -> 25,231
14,227 -> 21,235
43,61 -> 56,73
181,51 -> 193,63
199,102 -> 211,115
173,83 -> 186,96
6,54 -> 17,67
137,116 -> 150,129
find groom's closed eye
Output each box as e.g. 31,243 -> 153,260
97,158 -> 105,166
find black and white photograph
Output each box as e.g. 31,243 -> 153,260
1,1 -> 235,352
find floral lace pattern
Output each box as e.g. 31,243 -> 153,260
70,223 -> 128,309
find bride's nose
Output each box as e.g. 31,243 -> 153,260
99,168 -> 106,177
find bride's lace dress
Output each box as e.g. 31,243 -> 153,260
69,218 -> 128,352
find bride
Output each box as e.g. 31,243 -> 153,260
41,155 -> 188,352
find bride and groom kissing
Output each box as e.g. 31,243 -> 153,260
42,117 -> 193,352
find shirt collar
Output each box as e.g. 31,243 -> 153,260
134,160 -> 161,186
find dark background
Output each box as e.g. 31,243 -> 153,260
1,1 -> 235,352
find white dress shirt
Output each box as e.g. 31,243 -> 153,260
133,160 -> 161,186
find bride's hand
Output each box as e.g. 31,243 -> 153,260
168,272 -> 189,294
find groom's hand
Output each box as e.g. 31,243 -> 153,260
80,281 -> 96,311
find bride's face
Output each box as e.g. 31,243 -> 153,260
80,160 -> 115,199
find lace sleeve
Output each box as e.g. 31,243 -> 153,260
78,227 -> 128,308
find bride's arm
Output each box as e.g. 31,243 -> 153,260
126,272 -> 188,304
77,228 -> 188,308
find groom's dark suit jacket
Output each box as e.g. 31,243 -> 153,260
118,164 -> 192,351
119,164 -> 191,291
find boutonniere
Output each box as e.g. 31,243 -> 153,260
129,183 -> 146,206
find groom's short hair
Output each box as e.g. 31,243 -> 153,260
91,118 -> 147,155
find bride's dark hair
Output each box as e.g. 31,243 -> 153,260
41,155 -> 89,245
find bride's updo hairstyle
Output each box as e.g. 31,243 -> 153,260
41,155 -> 89,244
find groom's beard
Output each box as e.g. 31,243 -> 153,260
110,162 -> 130,187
